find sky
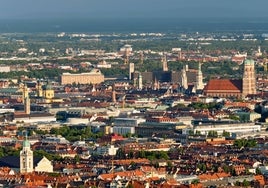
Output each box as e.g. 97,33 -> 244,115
1,0 -> 268,20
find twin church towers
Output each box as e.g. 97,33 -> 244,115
129,54 -> 256,98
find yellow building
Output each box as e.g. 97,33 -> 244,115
37,82 -> 63,103
42,83 -> 54,99
61,69 -> 105,85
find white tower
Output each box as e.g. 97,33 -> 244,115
138,73 -> 143,90
162,53 -> 168,72
195,62 -> 204,90
181,65 -> 188,90
153,77 -> 160,90
20,134 -> 33,174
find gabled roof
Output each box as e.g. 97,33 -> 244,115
204,79 -> 242,92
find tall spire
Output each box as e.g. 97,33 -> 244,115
162,53 -> 168,71
181,65 -> 188,90
138,73 -> 143,90
195,62 -> 204,90
22,83 -> 29,104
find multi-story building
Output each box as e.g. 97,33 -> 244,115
60,69 -> 104,85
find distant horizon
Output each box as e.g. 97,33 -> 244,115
0,0 -> 268,20
1,17 -> 268,33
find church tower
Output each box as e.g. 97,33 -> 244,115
21,84 -> 30,115
129,63 -> 135,80
153,77 -> 160,90
36,80 -> 43,97
195,62 -> 204,90
181,65 -> 188,90
138,73 -> 143,90
24,96 -> 30,115
242,59 -> 256,97
22,84 -> 29,104
20,133 -> 33,174
162,53 -> 168,72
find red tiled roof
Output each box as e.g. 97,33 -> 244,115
204,79 -> 242,92
98,170 -> 145,180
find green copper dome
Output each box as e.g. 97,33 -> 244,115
244,59 -> 254,65
23,140 -> 30,147
42,82 -> 53,90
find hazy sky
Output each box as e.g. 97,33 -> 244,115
1,0 -> 267,20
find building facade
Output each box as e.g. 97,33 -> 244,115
61,69 -> 104,85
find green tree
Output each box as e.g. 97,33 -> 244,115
191,179 -> 200,185
242,179 -> 250,187
222,130 -> 230,138
256,167 -> 262,175
234,139 -> 257,148
208,130 -> 218,138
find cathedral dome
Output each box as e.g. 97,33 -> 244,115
42,83 -> 53,90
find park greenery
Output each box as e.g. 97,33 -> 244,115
233,138 -> 257,148
0,146 -> 62,161
115,148 -> 169,161
188,102 -> 223,111
49,126 -> 103,142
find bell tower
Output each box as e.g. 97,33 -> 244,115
20,133 -> 33,174
181,65 -> 188,90
162,53 -> 168,72
195,62 -> 204,90
242,59 -> 256,97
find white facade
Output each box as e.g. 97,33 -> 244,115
67,118 -> 89,124
35,157 -> 53,173
112,126 -> 135,135
194,122 -> 261,135
14,115 -> 57,123
41,135 -> 69,144
95,145 -> 118,156
113,118 -> 145,127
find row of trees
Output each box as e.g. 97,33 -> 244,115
115,148 -> 169,161
234,138 -> 257,148
0,146 -> 62,161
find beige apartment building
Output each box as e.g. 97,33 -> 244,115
61,69 -> 105,85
